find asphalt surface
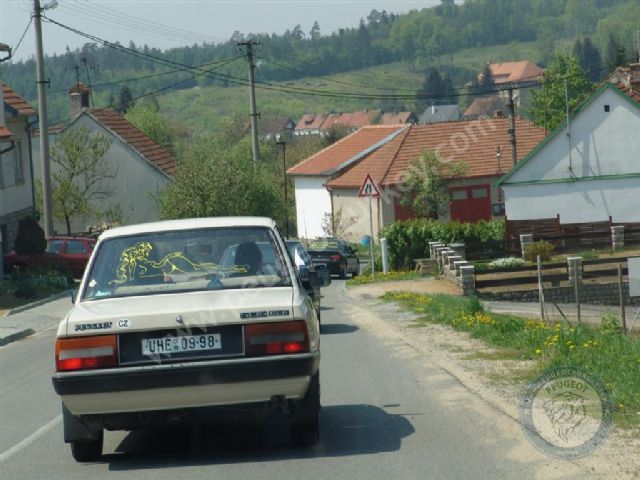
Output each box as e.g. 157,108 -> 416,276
0,280 -> 587,479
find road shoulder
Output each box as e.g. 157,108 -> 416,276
345,280 -> 640,480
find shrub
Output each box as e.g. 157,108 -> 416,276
488,257 -> 525,270
380,218 -> 505,270
524,240 -> 554,262
14,216 -> 46,256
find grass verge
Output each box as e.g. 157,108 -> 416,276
0,271 -> 74,311
382,291 -> 640,428
347,271 -> 421,286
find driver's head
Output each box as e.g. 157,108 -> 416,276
235,241 -> 262,274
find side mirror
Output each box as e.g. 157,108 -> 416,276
297,265 -> 310,283
70,289 -> 78,304
313,265 -> 331,287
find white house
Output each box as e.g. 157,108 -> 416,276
0,82 -> 36,254
31,83 -> 176,234
286,125 -> 406,239
497,67 -> 640,224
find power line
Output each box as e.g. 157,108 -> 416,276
49,55 -> 242,93
57,1 -> 217,45
9,17 -> 33,58
130,57 -> 244,102
255,54 -> 420,93
43,17 -> 609,103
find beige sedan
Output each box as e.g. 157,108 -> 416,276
52,217 -> 321,462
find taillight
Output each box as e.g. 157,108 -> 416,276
244,321 -> 309,357
330,254 -> 342,261
55,335 -> 118,372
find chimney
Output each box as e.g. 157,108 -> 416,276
68,82 -> 90,119
630,63 -> 640,95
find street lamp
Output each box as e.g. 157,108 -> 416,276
277,140 -> 289,238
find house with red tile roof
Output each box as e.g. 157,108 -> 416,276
288,117 -> 546,240
1,82 -> 37,255
497,65 -> 640,227
489,61 -> 544,85
294,110 -> 414,137
31,83 -> 176,234
481,60 -> 544,110
287,125 -> 407,238
294,113 -> 328,136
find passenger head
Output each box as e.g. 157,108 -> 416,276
235,242 -> 262,274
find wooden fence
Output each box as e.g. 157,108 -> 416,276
505,216 -> 640,255
475,257 -> 630,290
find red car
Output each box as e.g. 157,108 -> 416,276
3,236 -> 96,278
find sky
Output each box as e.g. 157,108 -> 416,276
1,0 -> 442,63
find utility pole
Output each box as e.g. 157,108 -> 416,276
237,40 -> 260,172
277,140 -> 289,238
34,0 -> 54,237
507,86 -> 517,167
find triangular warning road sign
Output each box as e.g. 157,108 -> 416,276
358,173 -> 381,198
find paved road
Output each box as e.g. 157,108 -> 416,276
0,281 -> 585,479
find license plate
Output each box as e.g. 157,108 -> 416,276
313,262 -> 327,267
142,333 -> 221,356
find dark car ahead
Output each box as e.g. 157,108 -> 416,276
3,236 -> 96,278
285,240 -> 330,322
307,238 -> 359,278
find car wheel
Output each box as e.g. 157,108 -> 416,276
338,264 -> 347,279
290,372 -> 320,447
70,432 -> 103,462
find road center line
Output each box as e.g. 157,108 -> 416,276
0,415 -> 62,464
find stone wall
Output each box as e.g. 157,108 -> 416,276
478,283 -> 640,306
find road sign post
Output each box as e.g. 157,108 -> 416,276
358,174 -> 381,279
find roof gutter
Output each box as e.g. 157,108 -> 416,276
323,126 -> 408,176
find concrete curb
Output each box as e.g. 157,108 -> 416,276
0,328 -> 36,346
3,289 -> 72,317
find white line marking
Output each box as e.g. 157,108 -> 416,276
0,415 -> 62,463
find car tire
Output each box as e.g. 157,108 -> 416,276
338,264 -> 347,279
290,372 -> 320,447
70,432 -> 103,462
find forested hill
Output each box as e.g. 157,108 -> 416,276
1,0 -> 639,125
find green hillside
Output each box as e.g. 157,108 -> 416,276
158,39 -> 577,132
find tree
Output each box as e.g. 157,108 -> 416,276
125,100 -> 178,156
49,127 -> 115,234
323,124 -> 351,146
116,85 -> 134,113
157,134 -> 283,220
415,67 -> 455,111
605,34 -> 628,72
531,53 -> 592,132
400,150 -> 468,218
573,36 -> 603,82
309,21 -> 321,41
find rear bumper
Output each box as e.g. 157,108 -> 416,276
53,352 -> 319,415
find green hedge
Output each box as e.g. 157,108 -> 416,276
380,219 -> 505,270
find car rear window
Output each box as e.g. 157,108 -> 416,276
308,240 -> 341,251
82,227 -> 291,300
